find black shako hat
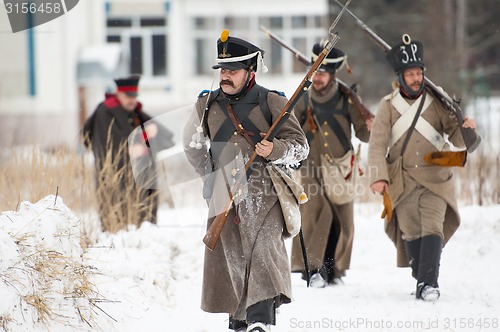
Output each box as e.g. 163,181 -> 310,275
114,76 -> 140,97
212,29 -> 268,73
386,34 -> 425,74
312,42 -> 347,73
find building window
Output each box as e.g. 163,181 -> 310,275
107,15 -> 168,78
152,34 -> 167,76
107,18 -> 132,27
130,36 -> 143,74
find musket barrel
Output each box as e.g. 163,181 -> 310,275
261,21 -> 374,122
260,25 -> 310,66
334,0 -> 391,51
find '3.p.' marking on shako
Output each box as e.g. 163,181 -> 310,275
399,34 -> 421,66
386,34 -> 425,74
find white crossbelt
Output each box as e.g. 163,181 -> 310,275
389,90 -> 447,151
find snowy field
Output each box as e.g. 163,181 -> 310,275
0,96 -> 498,331
1,195 -> 499,332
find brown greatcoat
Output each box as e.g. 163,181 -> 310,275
183,84 -> 309,321
368,86 -> 465,267
290,80 -> 370,275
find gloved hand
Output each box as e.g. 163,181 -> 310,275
423,150 -> 467,167
380,191 -> 393,221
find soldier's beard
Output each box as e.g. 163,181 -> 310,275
313,79 -> 335,95
313,81 -> 328,93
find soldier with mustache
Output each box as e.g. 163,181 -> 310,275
184,30 -> 308,332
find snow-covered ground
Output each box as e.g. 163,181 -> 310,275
0,95 -> 498,331
1,195 -> 499,332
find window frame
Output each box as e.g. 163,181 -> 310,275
106,15 -> 169,80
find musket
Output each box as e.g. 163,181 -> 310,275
334,0 -> 481,153
203,0 -> 351,251
260,25 -> 374,123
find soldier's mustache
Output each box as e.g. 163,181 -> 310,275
221,80 -> 234,87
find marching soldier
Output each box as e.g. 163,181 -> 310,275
291,43 -> 372,287
83,76 -> 173,230
183,30 -> 308,332
368,35 -> 477,301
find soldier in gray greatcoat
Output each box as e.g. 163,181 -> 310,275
183,31 -> 308,332
291,43 -> 372,287
368,36 -> 477,301
83,77 -> 174,230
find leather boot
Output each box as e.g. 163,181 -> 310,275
246,298 -> 276,326
416,235 -> 442,300
403,238 -> 421,279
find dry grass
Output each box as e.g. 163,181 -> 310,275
455,148 -> 499,205
0,145 -> 94,213
0,143 -> 173,237
1,231 -> 107,330
0,315 -> 13,331
93,141 -> 158,233
0,143 -> 496,227
0,143 -> 174,330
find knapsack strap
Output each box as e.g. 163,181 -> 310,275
399,91 -> 427,157
309,90 -> 352,154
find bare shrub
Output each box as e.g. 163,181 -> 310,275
0,145 -> 94,213
456,148 -> 497,205
0,143 -> 169,237
0,199 -> 112,331
93,141 -> 158,233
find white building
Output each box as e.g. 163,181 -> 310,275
0,0 -> 329,148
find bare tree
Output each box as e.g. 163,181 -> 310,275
328,0 -> 500,104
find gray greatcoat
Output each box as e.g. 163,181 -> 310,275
368,87 -> 465,267
83,94 -> 173,227
183,84 -> 308,321
290,80 -> 370,275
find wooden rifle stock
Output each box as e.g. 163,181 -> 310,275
423,79 -> 481,152
260,25 -> 374,123
337,81 -> 374,122
334,0 -> 481,152
203,28 -> 348,251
